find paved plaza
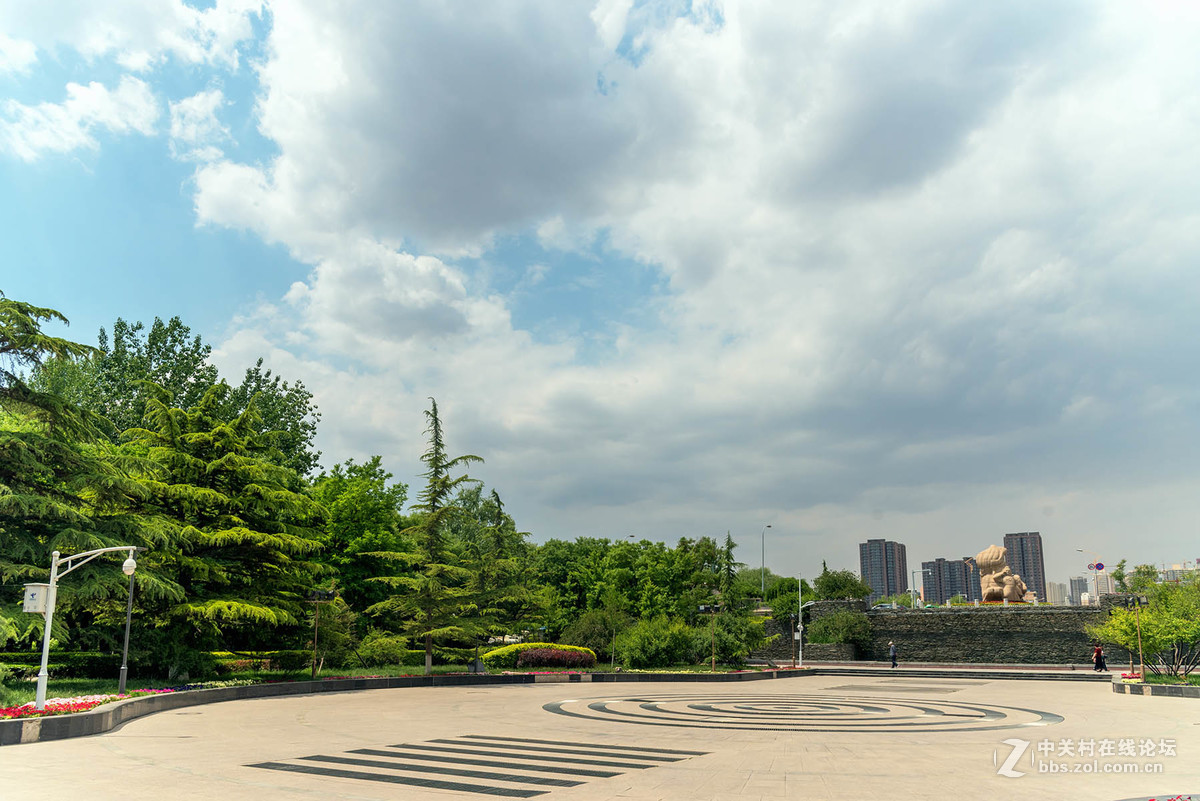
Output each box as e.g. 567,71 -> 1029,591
1,673 -> 1196,800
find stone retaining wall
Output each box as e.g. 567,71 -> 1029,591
864,606 -> 1131,666
802,643 -> 858,661
748,598 -> 1133,667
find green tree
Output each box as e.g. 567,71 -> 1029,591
767,576 -> 813,620
309,456 -> 409,615
122,382 -> 325,675
1126,564 -> 1159,594
0,294 -> 169,649
814,563 -> 873,600
220,359 -> 321,475
31,318 -> 322,474
719,533 -> 741,598
452,486 -> 542,637
1089,580 -> 1200,679
31,317 -> 217,435
560,587 -> 631,666
368,399 -> 481,674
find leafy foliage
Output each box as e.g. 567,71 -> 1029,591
30,317 -> 321,475
0,293 -> 168,650
310,457 -> 409,615
615,615 -> 696,668
479,642 -> 595,669
121,382 -> 325,674
814,564 -> 873,600
1089,580 -> 1200,679
368,399 -> 481,674
806,610 -> 872,648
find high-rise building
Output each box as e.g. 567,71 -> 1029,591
921,557 -> 982,604
859,539 -> 908,604
1046,582 -> 1068,605
1069,576 -> 1088,606
1003,532 -> 1047,601
1093,572 -> 1116,597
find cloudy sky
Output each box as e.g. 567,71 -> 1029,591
3,0 -> 1198,588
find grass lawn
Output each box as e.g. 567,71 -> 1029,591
1143,672 -> 1200,686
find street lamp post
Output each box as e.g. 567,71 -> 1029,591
760,525 -> 772,599
29,546 -> 144,710
117,550 -> 142,694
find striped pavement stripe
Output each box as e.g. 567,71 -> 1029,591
248,734 -> 707,797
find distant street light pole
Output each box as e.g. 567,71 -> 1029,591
29,546 -> 144,710
911,569 -> 932,608
1077,548 -> 1103,605
761,525 -> 772,598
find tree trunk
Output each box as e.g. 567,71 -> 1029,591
425,632 -> 433,675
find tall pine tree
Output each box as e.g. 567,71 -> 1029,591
368,399 -> 481,674
122,382 -> 325,674
0,293 -> 167,648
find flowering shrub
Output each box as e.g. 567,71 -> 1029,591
516,647 -> 597,669
481,642 -> 596,669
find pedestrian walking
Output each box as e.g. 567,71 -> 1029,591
1092,643 -> 1108,672
889,641 -> 898,668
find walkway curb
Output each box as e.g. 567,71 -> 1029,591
1111,679 -> 1200,698
2,664 -> 1119,747
0,668 -> 815,746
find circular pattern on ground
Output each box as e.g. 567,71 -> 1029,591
543,694 -> 1063,733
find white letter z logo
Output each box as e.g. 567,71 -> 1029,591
995,738 -> 1029,778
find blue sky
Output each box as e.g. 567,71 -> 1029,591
3,0 -> 1200,590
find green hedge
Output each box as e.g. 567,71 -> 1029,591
357,635 -> 425,667
481,642 -> 596,669
211,650 -> 313,674
0,651 -> 124,678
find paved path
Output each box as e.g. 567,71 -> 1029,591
1,673 -> 1195,800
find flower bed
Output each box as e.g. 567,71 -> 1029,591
0,680 -> 257,720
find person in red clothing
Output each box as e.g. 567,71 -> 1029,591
1092,643 -> 1108,672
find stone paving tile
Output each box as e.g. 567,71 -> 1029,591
1,674 -> 1197,800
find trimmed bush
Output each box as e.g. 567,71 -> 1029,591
481,642 -> 596,669
516,647 -> 597,669
615,616 -> 695,668
210,650 -> 314,674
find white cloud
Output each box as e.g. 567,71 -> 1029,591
0,33 -> 37,74
169,89 -> 228,161
190,1 -> 1200,578
0,0 -> 263,71
0,75 -> 158,161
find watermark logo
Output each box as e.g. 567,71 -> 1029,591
995,737 -> 1176,778
995,738 -> 1030,778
